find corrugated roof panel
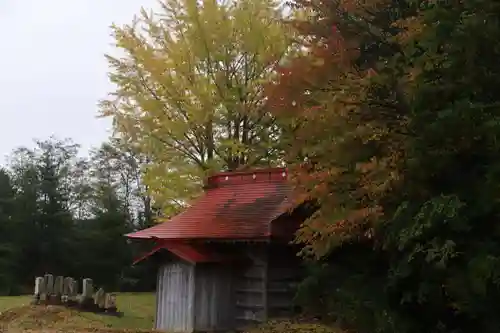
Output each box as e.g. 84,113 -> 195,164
126,168 -> 293,240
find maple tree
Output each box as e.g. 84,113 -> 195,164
100,0 -> 292,208
267,0 -> 412,258
272,0 -> 500,332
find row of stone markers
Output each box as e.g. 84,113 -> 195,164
32,274 -> 118,314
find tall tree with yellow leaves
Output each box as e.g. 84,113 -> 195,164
100,0 -> 292,208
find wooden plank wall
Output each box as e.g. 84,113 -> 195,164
193,264 -> 234,331
233,243 -> 302,329
266,248 -> 302,318
155,261 -> 195,332
234,244 -> 268,328
154,243 -> 302,332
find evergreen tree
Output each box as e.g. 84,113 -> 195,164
0,169 -> 19,295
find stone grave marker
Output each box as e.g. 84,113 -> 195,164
32,277 -> 45,304
94,288 -> 106,309
42,274 -> 54,302
63,277 -> 71,294
82,278 -> 93,298
30,274 -> 119,315
105,293 -> 117,313
62,277 -> 72,303
54,276 -> 64,302
70,279 -> 79,302
34,277 -> 44,296
80,278 -> 94,308
44,274 -> 54,295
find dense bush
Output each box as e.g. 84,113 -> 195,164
271,0 -> 500,332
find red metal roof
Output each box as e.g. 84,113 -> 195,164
133,241 -> 232,265
126,167 -> 294,240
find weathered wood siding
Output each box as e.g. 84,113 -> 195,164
193,264 -> 234,331
233,243 -> 302,329
234,244 -> 268,328
156,261 -> 195,332
266,246 -> 302,318
154,242 -> 302,332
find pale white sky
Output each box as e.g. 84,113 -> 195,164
0,0 -> 158,162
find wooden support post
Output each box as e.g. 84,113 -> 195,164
261,247 -> 268,322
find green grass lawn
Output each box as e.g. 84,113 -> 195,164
0,295 -> 30,312
0,292 -> 156,332
0,293 -> 342,333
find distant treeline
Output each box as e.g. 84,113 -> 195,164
0,136 -> 159,295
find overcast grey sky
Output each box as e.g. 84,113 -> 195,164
0,0 -> 158,163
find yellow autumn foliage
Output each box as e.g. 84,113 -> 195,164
100,0 -> 293,211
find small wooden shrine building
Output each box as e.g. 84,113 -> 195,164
127,167 -> 309,332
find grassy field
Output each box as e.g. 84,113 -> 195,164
0,293 -> 342,333
0,292 -> 156,332
0,295 -> 31,312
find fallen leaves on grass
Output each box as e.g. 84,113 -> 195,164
0,305 -> 343,333
0,305 -> 159,333
245,319 -> 346,333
